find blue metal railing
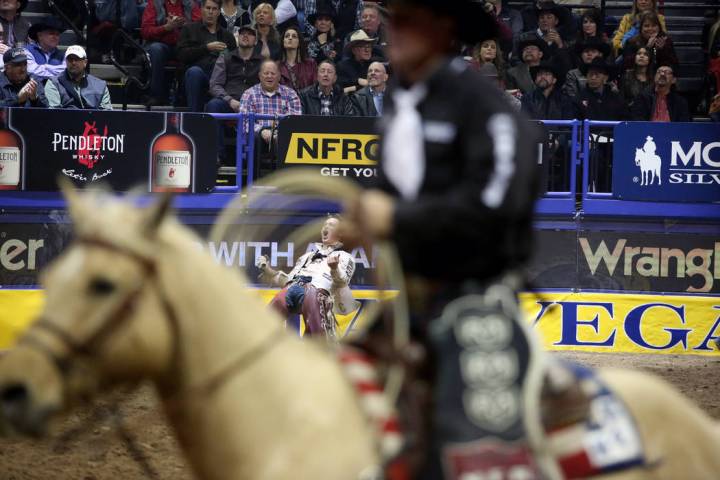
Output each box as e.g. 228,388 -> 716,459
534,119 -> 580,216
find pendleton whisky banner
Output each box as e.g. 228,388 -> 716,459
276,115 -> 379,184
0,108 -> 217,192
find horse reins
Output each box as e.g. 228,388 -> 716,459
17,235 -> 285,479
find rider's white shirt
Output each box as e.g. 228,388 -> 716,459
286,242 -> 355,293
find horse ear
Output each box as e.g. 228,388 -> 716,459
58,176 -> 85,222
142,192 -> 174,237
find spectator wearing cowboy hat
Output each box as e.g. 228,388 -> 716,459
45,45 -> 112,110
574,57 -> 628,120
306,5 -> 343,64
506,35 -> 546,95
0,47 -> 48,107
337,29 -> 378,93
0,0 -> 30,54
563,37 -> 611,98
342,2 -> 387,60
303,0 -> 362,42
522,60 -> 574,119
521,0 -> 575,45
25,16 -> 66,81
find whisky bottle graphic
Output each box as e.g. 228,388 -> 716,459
151,112 -> 192,192
0,107 -> 21,190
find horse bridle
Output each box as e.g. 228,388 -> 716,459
18,235 -> 283,398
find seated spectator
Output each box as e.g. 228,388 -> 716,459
506,36 -> 546,95
337,29 -> 376,93
306,6 -> 342,64
239,59 -> 301,157
177,0 -> 237,112
25,17 -> 66,82
351,60 -> 387,116
45,45 -> 112,110
0,48 -> 48,107
469,38 -> 506,87
344,2 -> 386,60
279,26 -> 317,91
620,45 -> 654,107
218,0 -> 251,33
563,37 -> 611,98
631,64 -> 690,122
299,60 -> 355,116
484,0 -> 522,55
576,8 -> 609,45
207,24 -> 262,163
303,0 -> 361,42
141,0 -> 201,106
522,60 -> 574,119
252,3 -> 281,60
521,0 -> 575,45
623,11 -> 677,70
612,0 -> 665,56
0,0 -> 30,53
478,63 -> 521,110
574,58 -> 628,120
533,1 -> 570,51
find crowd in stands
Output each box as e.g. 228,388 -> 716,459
0,0 -> 716,127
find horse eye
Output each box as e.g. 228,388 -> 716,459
88,277 -> 116,296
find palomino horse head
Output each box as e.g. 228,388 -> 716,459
0,182 -> 177,437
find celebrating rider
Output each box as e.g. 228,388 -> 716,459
256,215 -> 358,341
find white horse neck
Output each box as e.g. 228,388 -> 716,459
152,221 -> 281,391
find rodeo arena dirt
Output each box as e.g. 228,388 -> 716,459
0,354 -> 718,479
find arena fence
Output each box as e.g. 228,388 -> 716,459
207,114 -> 720,220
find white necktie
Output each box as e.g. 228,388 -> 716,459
383,85 -> 427,200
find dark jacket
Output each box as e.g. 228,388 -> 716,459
48,72 -> 108,109
574,85 -> 629,120
299,83 -> 356,116
252,35 -> 281,61
177,21 -> 237,74
505,63 -> 534,95
376,58 -> 541,280
351,86 -> 380,116
209,50 -> 262,102
521,86 -> 576,120
0,73 -> 48,108
337,56 -> 372,90
631,89 -> 691,122
279,58 -> 318,92
0,15 -> 31,47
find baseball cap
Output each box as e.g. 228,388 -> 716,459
3,48 -> 28,65
64,45 -> 87,60
237,24 -> 256,35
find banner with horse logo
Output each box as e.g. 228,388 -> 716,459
612,122 -> 720,202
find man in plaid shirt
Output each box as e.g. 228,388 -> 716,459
239,59 -> 302,146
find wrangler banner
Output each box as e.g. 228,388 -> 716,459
2,289 -> 718,356
276,115 -> 379,185
0,108 -> 217,192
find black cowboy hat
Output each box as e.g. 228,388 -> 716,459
307,5 -> 336,25
530,60 -> 561,81
28,16 -> 66,41
580,57 -> 615,77
535,1 -> 565,25
517,34 -> 548,57
574,37 -> 611,58
388,0 -> 499,44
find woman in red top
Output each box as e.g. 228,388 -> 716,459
278,26 -> 317,91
